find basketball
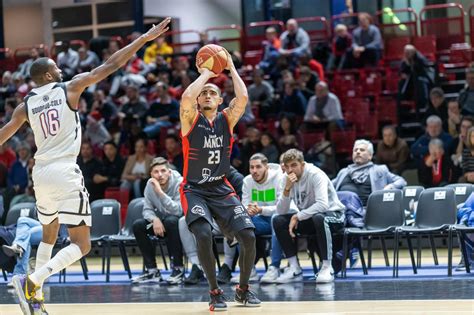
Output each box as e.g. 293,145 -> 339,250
196,44 -> 228,74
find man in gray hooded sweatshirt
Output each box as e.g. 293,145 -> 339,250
132,157 -> 184,284
273,149 -> 345,284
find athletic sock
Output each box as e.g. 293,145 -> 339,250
188,254 -> 200,267
34,242 -> 54,298
288,256 -> 299,269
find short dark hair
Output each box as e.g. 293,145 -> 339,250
281,149 -> 304,164
29,57 -> 52,84
382,125 -> 397,135
150,157 -> 170,170
165,134 -> 179,142
430,87 -> 444,98
103,141 -> 117,149
250,153 -> 268,164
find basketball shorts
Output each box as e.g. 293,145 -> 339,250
180,180 -> 255,239
32,158 -> 91,226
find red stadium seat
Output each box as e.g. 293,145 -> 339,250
301,131 -> 326,152
104,187 -> 130,226
377,97 -> 398,125
384,37 -> 411,61
413,35 -> 437,61
331,129 -> 356,155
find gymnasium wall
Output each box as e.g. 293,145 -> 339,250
4,3 -> 44,50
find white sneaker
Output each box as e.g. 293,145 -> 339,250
316,265 -> 334,283
275,265 -> 303,283
260,266 -> 280,283
230,267 -> 259,283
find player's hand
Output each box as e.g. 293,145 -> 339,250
289,214 -> 299,238
143,17 -> 171,42
153,217 -> 166,237
196,66 -> 218,78
224,49 -> 234,71
285,172 -> 298,191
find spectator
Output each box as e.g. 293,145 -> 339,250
461,126 -> 474,184
219,79 -> 255,124
143,82 -> 179,138
56,40 -> 79,80
258,26 -> 281,78
121,138 -> 154,198
304,81 -> 343,131
346,13 -> 383,68
77,142 -> 103,202
144,37 -> 173,64
2,98 -> 17,125
375,125 -> 410,175
447,100 -> 461,138
0,71 -> 16,100
260,132 -> 279,163
332,139 -> 407,206
0,143 -> 17,170
91,89 -> 118,129
424,87 -> 448,130
131,157 -> 184,284
83,110 -> 112,150
277,113 -> 301,152
298,53 -> 325,83
452,117 -> 474,181
248,69 -> 275,119
279,19 -> 311,69
281,79 -> 306,117
297,65 -> 319,100
411,115 -> 453,167
160,134 -> 183,174
459,67 -> 474,116
419,139 -> 452,187
77,47 -> 100,73
17,48 -> 40,79
94,141 -> 125,193
119,85 -> 148,125
328,24 -> 352,70
273,149 -> 345,283
5,142 -> 30,210
399,45 -> 434,112
234,127 -> 262,175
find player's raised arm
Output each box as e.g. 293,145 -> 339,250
67,17 -> 171,105
180,68 -> 216,134
223,52 -> 248,130
0,103 -> 28,145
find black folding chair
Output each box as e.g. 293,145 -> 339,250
393,187 -> 457,277
342,190 -> 404,278
5,202 -> 37,225
446,184 -> 474,206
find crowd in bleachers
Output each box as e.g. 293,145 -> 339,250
2,4 -> 474,284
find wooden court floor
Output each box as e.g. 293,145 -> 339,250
1,300 -> 474,315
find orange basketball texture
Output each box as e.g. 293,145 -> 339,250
196,44 -> 228,74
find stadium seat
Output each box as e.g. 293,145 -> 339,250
5,202 -> 37,226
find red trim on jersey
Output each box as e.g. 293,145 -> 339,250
224,177 -> 238,199
181,113 -> 200,138
179,181 -> 189,215
182,135 -> 190,179
221,110 -> 234,135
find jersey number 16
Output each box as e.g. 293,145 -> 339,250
39,109 -> 60,138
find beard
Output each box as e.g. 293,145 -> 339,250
202,105 -> 213,111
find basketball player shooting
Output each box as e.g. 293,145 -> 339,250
179,46 -> 261,310
0,18 -> 170,315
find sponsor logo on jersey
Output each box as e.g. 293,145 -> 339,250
190,205 -> 205,216
234,206 -> 245,215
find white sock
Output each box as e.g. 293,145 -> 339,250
322,260 -> 331,269
29,243 -> 83,286
34,242 -> 54,297
188,254 -> 200,267
223,241 -> 236,269
288,256 -> 299,269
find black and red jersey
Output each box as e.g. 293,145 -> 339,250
181,112 -> 234,185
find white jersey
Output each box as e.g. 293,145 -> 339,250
25,82 -> 81,162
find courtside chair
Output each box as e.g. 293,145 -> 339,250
342,189 -> 404,278
5,202 -> 37,225
446,183 -> 474,206
393,187 -> 457,277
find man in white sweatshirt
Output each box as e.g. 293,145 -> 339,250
132,157 -> 184,284
229,153 -> 286,283
273,149 -> 346,283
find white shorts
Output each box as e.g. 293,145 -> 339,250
32,158 -> 91,226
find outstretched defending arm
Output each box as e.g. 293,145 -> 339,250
67,17 -> 171,108
223,52 -> 249,130
0,103 -> 28,145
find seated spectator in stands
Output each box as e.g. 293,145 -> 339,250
419,139 -> 452,187
398,45 -> 434,111
281,79 -> 306,117
297,65 -> 319,100
0,71 -> 16,101
91,89 -> 118,129
327,24 -> 352,70
234,127 -> 262,175
4,142 -> 30,210
304,81 -> 343,131
411,115 -> 453,172
332,139 -> 407,206
461,126 -> 474,184
118,85 -> 148,125
279,19 -> 311,69
299,53 -> 325,83
143,82 -> 179,138
375,125 -> 410,175
248,69 -> 275,119
2,217 -> 42,282
160,134 -> 183,174
273,149 -> 345,283
258,26 -> 281,78
121,138 -> 154,198
17,48 -> 39,79
84,111 -> 112,151
452,117 -> 474,181
2,98 -> 17,125
424,87 -> 448,130
132,157 -> 184,284
345,13 -> 382,68
219,79 -> 255,124
144,37 -> 173,64
77,142 -> 103,202
277,113 -> 301,152
56,40 -> 79,80
459,67 -> 474,116
94,141 -> 125,194
77,47 -> 100,73
447,100 -> 461,138
0,142 -> 17,170
260,132 -> 279,163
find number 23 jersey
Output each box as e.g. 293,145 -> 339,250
25,82 -> 81,162
181,112 -> 234,185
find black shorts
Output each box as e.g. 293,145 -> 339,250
180,180 -> 255,239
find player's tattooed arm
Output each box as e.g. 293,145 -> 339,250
0,103 -> 27,145
223,52 -> 248,129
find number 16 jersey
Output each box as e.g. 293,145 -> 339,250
25,82 -> 81,162
181,112 -> 234,185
